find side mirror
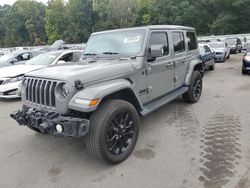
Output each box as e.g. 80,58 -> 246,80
57,60 -> 66,64
148,44 -> 164,61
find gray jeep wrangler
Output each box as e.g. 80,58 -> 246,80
11,25 -> 203,163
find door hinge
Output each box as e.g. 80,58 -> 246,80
146,67 -> 152,75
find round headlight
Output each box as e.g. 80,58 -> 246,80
62,84 -> 71,98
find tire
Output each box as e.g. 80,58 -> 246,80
209,61 -> 215,71
183,70 -> 202,103
85,99 -> 139,164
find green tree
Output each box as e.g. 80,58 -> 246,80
0,5 -> 10,47
3,0 -> 46,47
45,0 -> 67,43
64,0 -> 94,43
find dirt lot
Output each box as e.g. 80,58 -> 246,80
0,53 -> 250,188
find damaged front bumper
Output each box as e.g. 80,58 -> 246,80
10,107 -> 89,137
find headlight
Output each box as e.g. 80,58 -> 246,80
62,84 -> 71,98
4,75 -> 24,85
244,55 -> 250,62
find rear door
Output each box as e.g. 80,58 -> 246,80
146,31 -> 175,101
171,31 -> 188,88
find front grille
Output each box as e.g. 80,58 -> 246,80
25,78 -> 58,108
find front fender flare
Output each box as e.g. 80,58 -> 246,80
68,79 -> 134,112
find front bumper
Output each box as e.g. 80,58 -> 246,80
215,54 -> 225,62
10,107 -> 90,137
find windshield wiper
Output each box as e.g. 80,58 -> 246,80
84,53 -> 97,56
102,52 -> 119,55
102,52 -> 122,59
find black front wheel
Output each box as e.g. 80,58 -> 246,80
183,70 -> 203,103
85,100 -> 139,164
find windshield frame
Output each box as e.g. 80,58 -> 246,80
84,28 -> 147,58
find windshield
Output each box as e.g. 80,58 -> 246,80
26,52 -> 61,65
0,53 -> 14,64
208,42 -> 225,48
84,29 -> 145,57
224,39 -> 236,45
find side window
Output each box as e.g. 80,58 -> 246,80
186,31 -> 197,50
16,53 -> 30,61
204,45 -> 211,53
60,53 -> 73,62
199,46 -> 205,55
149,32 -> 169,56
172,32 -> 185,53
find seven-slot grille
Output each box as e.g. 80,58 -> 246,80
25,78 -> 58,108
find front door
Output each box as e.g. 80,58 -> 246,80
146,31 -> 175,101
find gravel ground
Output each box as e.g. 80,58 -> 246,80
0,53 -> 249,188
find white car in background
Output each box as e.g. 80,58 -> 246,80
0,50 -> 82,99
207,42 -> 230,62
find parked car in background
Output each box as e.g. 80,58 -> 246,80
242,51 -> 250,74
242,41 -> 248,51
224,38 -> 242,54
0,51 -> 41,69
0,50 -> 82,98
207,42 -> 230,62
198,44 -> 215,70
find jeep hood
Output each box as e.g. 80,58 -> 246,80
26,60 -> 135,85
0,64 -> 46,78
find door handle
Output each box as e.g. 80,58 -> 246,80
182,58 -> 188,63
166,62 -> 174,67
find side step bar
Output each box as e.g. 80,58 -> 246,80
140,86 -> 188,116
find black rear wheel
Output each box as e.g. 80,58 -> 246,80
85,100 -> 139,164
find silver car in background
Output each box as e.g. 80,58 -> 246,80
0,50 -> 82,99
207,42 -> 230,62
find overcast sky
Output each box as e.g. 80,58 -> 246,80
0,0 -> 50,6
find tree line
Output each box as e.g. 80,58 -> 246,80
0,0 -> 249,47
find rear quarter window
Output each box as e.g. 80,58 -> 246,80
186,31 -> 198,50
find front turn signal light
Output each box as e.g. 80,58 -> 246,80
89,99 -> 100,106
